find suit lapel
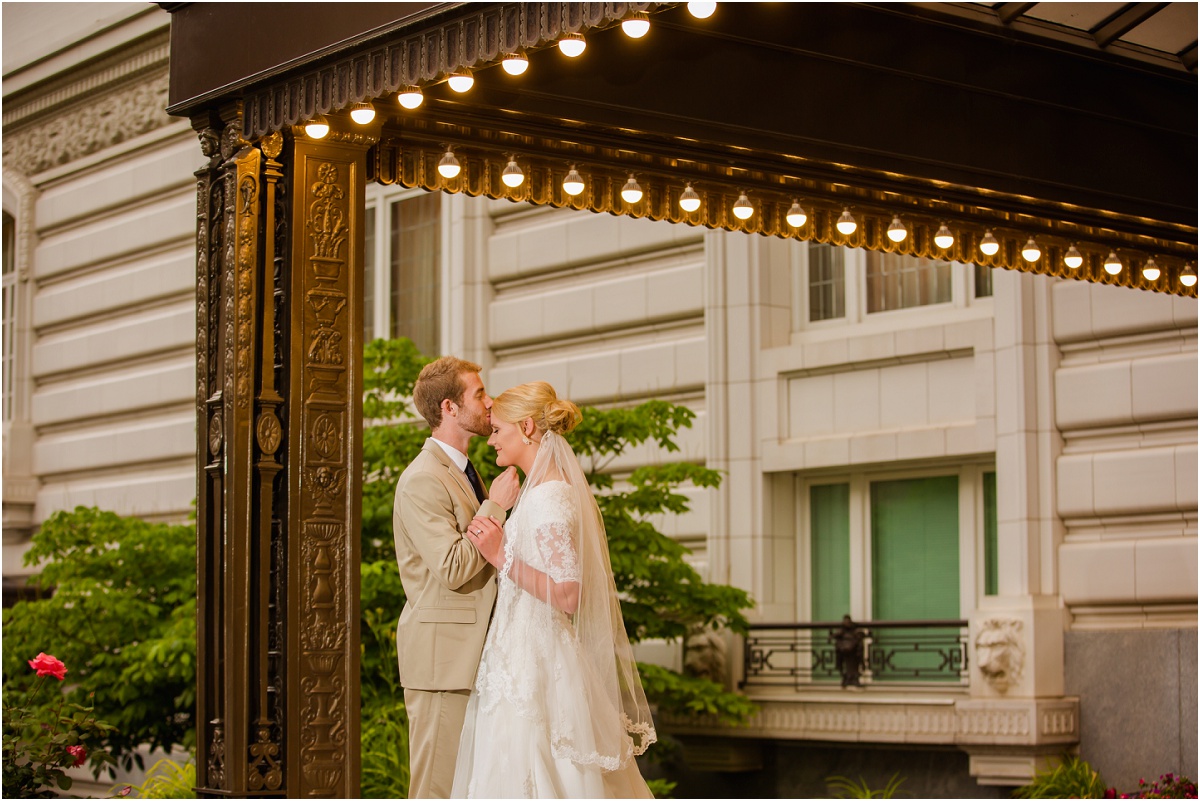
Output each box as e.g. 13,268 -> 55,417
423,438 -> 478,509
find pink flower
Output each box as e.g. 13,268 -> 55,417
118,786 -> 133,797
27,652 -> 67,681
66,745 -> 86,767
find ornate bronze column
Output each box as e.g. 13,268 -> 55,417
193,107 -> 368,798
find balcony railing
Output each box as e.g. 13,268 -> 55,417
741,617 -> 969,690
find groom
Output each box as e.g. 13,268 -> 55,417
393,356 -> 518,798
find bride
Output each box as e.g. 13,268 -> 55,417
454,382 -> 656,799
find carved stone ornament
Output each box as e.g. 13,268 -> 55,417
975,617 -> 1025,693
1,69 -> 172,176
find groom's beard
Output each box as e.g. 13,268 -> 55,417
460,406 -> 491,438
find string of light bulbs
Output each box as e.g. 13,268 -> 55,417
299,3 -> 1195,293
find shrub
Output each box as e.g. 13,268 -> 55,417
1014,755 -> 1108,799
1,509 -> 196,771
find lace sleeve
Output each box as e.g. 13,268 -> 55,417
533,483 -> 580,584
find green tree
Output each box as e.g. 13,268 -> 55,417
1,508 -> 196,772
357,339 -> 756,797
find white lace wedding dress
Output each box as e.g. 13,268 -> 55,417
450,479 -> 653,799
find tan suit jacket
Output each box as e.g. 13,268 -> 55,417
393,438 -> 505,692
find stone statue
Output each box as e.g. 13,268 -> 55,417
975,617 -> 1024,693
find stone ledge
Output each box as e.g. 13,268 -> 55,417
660,695 -> 1080,784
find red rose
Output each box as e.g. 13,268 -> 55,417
67,745 -> 87,767
27,652 -> 67,681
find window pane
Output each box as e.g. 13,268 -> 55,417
364,207 -> 376,342
983,471 -> 998,595
865,251 -> 951,313
389,193 -> 440,356
975,263 -> 993,298
871,475 -> 960,620
810,483 -> 850,621
871,475 -> 960,681
808,243 -> 845,321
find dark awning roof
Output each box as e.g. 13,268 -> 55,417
164,2 -> 1198,295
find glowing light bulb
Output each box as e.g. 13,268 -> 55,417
1021,237 -> 1041,263
304,116 -> 330,139
397,86 -> 424,109
562,167 -> 585,196
886,216 -> 907,243
1103,251 -> 1122,275
501,158 -> 525,188
688,2 -> 717,18
622,12 -> 650,38
1064,245 -> 1084,270
448,69 -> 474,93
437,148 -> 461,179
502,52 -> 529,75
559,33 -> 586,57
1141,258 -> 1160,281
732,193 -> 754,220
349,103 -> 375,125
934,224 -> 954,250
979,230 -> 1000,256
1181,263 -> 1197,287
836,209 -> 857,236
621,175 -> 643,204
679,184 -> 701,213
786,201 -> 807,228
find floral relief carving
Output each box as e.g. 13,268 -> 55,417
235,167 -> 260,408
255,412 -> 282,455
1,70 -> 172,175
309,163 -> 348,263
311,413 -> 343,461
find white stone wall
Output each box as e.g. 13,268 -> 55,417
2,6 -> 190,585
1053,281 -> 1198,627
27,126 -> 198,522
480,200 -> 713,555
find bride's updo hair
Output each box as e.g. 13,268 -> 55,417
492,381 -> 581,435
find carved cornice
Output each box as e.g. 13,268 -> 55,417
3,31 -> 170,129
237,2 -> 659,139
1,68 -> 173,177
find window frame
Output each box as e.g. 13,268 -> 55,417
362,183 -> 446,353
791,241 -> 992,334
795,463 -> 994,624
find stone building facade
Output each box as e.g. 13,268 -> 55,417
3,4 -> 1195,796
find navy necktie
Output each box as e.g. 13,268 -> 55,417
464,459 -> 486,503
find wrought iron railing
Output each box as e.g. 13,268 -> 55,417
741,617 -> 969,689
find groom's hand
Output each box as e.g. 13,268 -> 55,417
489,466 -> 520,510
466,514 -> 505,568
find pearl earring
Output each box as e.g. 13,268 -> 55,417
521,433 -> 533,445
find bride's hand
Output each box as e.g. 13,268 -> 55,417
466,515 -> 505,568
488,466 -> 520,510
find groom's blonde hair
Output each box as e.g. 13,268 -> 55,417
414,356 -> 482,429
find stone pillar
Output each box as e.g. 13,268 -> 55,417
193,109 -> 367,798
961,270 -> 1076,786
